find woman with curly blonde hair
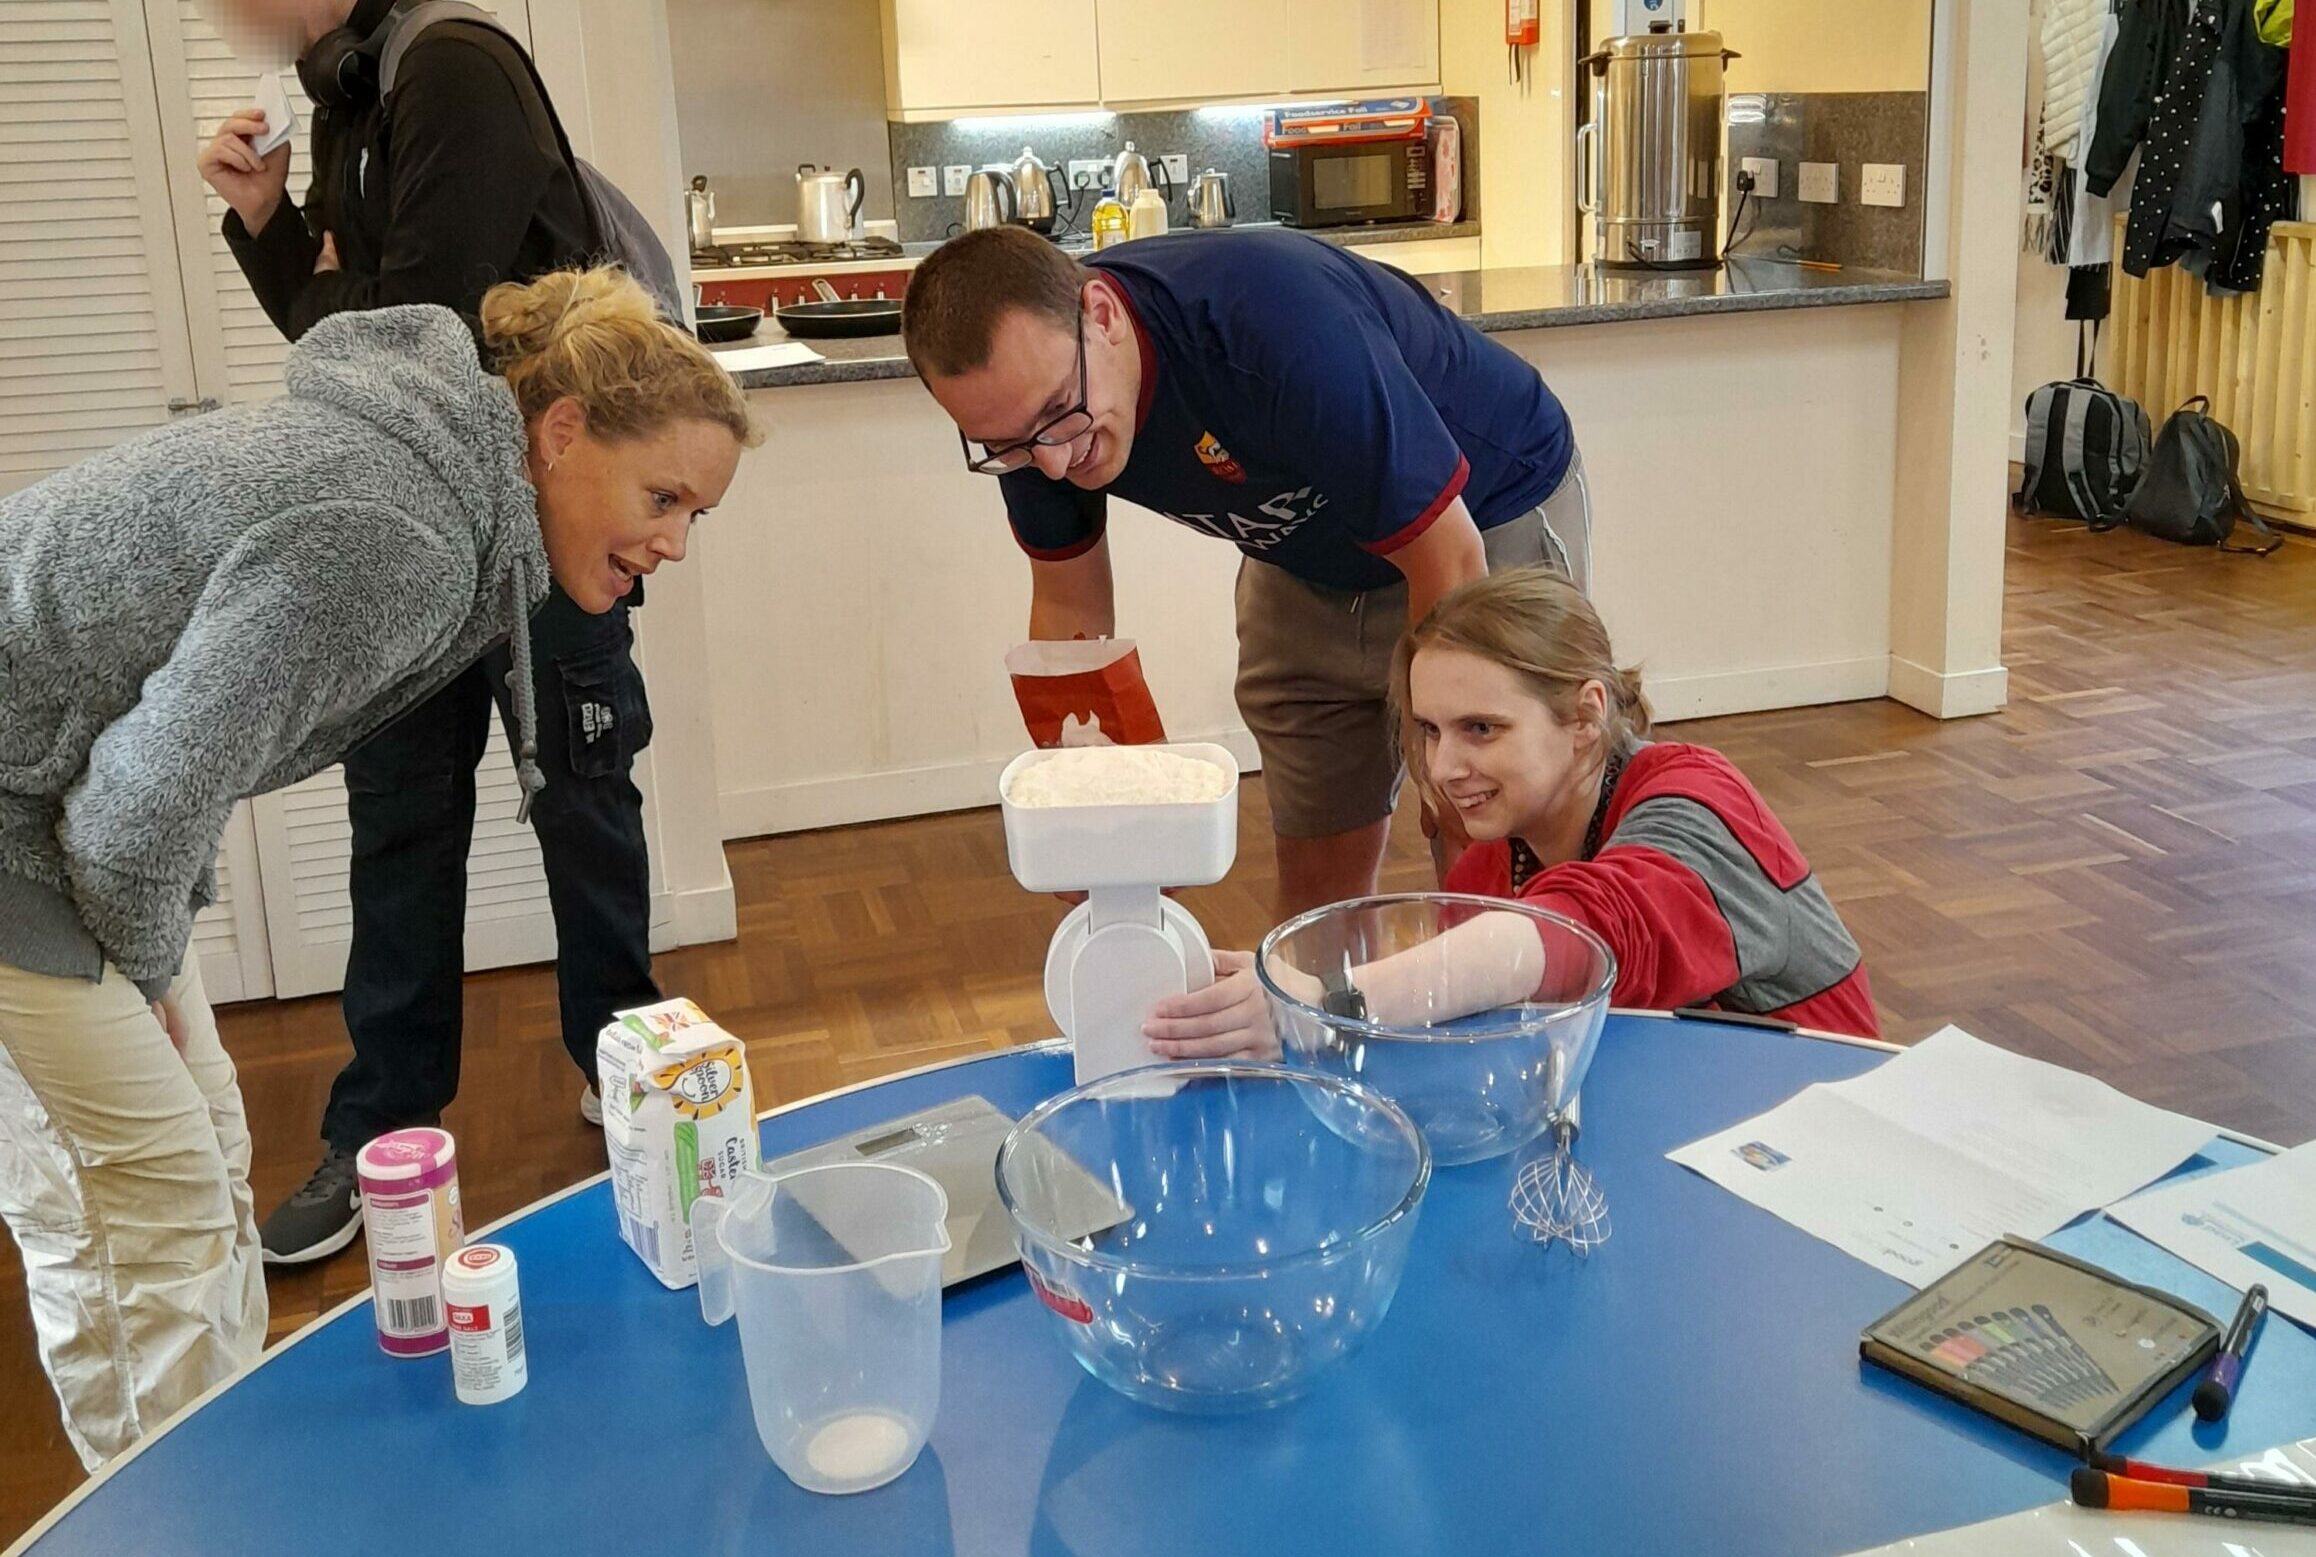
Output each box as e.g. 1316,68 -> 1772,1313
0,267 -> 755,1466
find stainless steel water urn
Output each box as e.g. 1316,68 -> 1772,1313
1577,30 -> 1738,270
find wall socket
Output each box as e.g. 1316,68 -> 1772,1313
1065,158 -> 1108,191
906,166 -> 937,199
1797,161 -> 1839,204
942,164 -> 972,197
1738,156 -> 1779,199
1161,152 -> 1189,186
1859,163 -> 1906,208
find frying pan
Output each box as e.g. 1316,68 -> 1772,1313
694,304 -> 761,344
774,277 -> 903,339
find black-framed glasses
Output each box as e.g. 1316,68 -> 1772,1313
959,308 -> 1093,475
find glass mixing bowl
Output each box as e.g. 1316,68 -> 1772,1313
995,1063 -> 1429,1415
1257,894 -> 1616,1166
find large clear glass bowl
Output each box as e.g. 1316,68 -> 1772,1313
995,1063 -> 1429,1415
1257,894 -> 1616,1166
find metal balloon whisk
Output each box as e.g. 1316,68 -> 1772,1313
1510,1052 -> 1611,1254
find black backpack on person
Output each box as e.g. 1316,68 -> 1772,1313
371,0 -> 688,324
2017,325 -> 2151,529
2121,396 -> 2282,555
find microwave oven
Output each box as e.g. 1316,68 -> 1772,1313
1268,137 -> 1430,228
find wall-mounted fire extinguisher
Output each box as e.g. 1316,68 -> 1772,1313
1507,0 -> 1540,86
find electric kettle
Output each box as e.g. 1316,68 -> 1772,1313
1011,146 -> 1063,234
1186,168 -> 1234,229
963,167 -> 1019,231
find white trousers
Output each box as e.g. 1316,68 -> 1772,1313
0,956 -> 266,1469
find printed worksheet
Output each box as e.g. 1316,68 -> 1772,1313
1667,1026 -> 2214,1286
2108,1141 -> 2316,1331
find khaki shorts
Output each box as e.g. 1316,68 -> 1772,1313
1234,450 -> 1592,839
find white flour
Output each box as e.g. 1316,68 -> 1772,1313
1006,747 -> 1231,808
803,1410 -> 913,1482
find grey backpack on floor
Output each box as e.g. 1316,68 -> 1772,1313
373,1 -> 687,324
2123,396 -> 2282,555
2017,327 -> 2150,529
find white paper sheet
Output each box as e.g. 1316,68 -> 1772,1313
713,341 -> 823,374
2108,1140 -> 2316,1331
1666,1025 -> 2214,1286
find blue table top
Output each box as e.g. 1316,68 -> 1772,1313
19,1015 -> 2315,1557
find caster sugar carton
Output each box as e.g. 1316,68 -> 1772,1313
598,998 -> 760,1289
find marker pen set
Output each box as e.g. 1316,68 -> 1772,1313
1921,1304 -> 2118,1414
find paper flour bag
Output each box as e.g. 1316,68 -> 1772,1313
597,998 -> 760,1289
1006,638 -> 1165,748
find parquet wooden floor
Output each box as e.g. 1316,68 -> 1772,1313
4,510 -> 2314,1542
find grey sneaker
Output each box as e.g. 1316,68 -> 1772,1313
260,1145 -> 363,1266
580,1084 -> 603,1126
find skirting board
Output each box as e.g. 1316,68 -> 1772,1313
652,869 -> 738,950
1640,657 -> 1892,724
1887,655 -> 2009,718
719,728 -> 1266,841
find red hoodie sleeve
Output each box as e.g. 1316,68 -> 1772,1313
1524,845 -> 1744,1012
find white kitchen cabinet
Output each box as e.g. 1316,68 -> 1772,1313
1285,0 -> 1440,95
1095,0 -> 1290,104
880,0 -> 1101,116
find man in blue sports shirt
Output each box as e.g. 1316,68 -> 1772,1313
903,226 -> 1591,916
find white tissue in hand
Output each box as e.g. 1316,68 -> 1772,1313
252,72 -> 297,156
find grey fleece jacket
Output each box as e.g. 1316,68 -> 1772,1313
0,304 -> 550,991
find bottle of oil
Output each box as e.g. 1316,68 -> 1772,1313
1090,195 -> 1129,249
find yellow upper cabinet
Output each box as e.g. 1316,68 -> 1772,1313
881,0 -> 1440,117
1095,0 -> 1290,105
881,0 -> 1102,116
1285,0 -> 1440,96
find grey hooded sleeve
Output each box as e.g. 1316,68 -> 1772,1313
57,503 -> 471,984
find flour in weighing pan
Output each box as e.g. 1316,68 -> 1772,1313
1006,747 -> 1232,808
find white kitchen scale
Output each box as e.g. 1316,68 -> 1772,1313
996,743 -> 1240,1085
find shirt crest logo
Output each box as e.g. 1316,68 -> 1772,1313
1193,431 -> 1246,484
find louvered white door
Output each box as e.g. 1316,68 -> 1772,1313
250,723 -> 559,1000
137,0 -> 560,998
145,0 -> 533,405
0,0 -> 203,496
190,801 -> 274,1003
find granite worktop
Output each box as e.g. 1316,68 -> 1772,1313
716,254 -> 1947,391
693,217 -> 1480,282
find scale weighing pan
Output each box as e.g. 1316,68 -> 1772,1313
765,1094 -> 1125,1288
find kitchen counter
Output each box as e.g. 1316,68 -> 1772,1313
693,217 -> 1480,281
694,252 -> 1948,841
712,256 -> 1946,390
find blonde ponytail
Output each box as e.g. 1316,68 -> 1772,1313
480,267 -> 758,447
1388,567 -> 1650,809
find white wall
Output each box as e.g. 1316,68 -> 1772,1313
1885,0 -> 2023,721
702,380 -> 1252,838
533,0 -> 740,943
1440,0 -> 1575,267
1691,0 -> 1934,93
665,0 -> 896,230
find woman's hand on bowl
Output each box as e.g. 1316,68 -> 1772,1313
1143,949 -> 1280,1062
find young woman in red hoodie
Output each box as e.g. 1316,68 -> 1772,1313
1147,567 -> 1879,1055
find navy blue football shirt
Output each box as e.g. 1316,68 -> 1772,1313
995,229 -> 1575,592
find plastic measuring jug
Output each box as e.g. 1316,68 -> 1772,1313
696,1161 -> 952,1494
